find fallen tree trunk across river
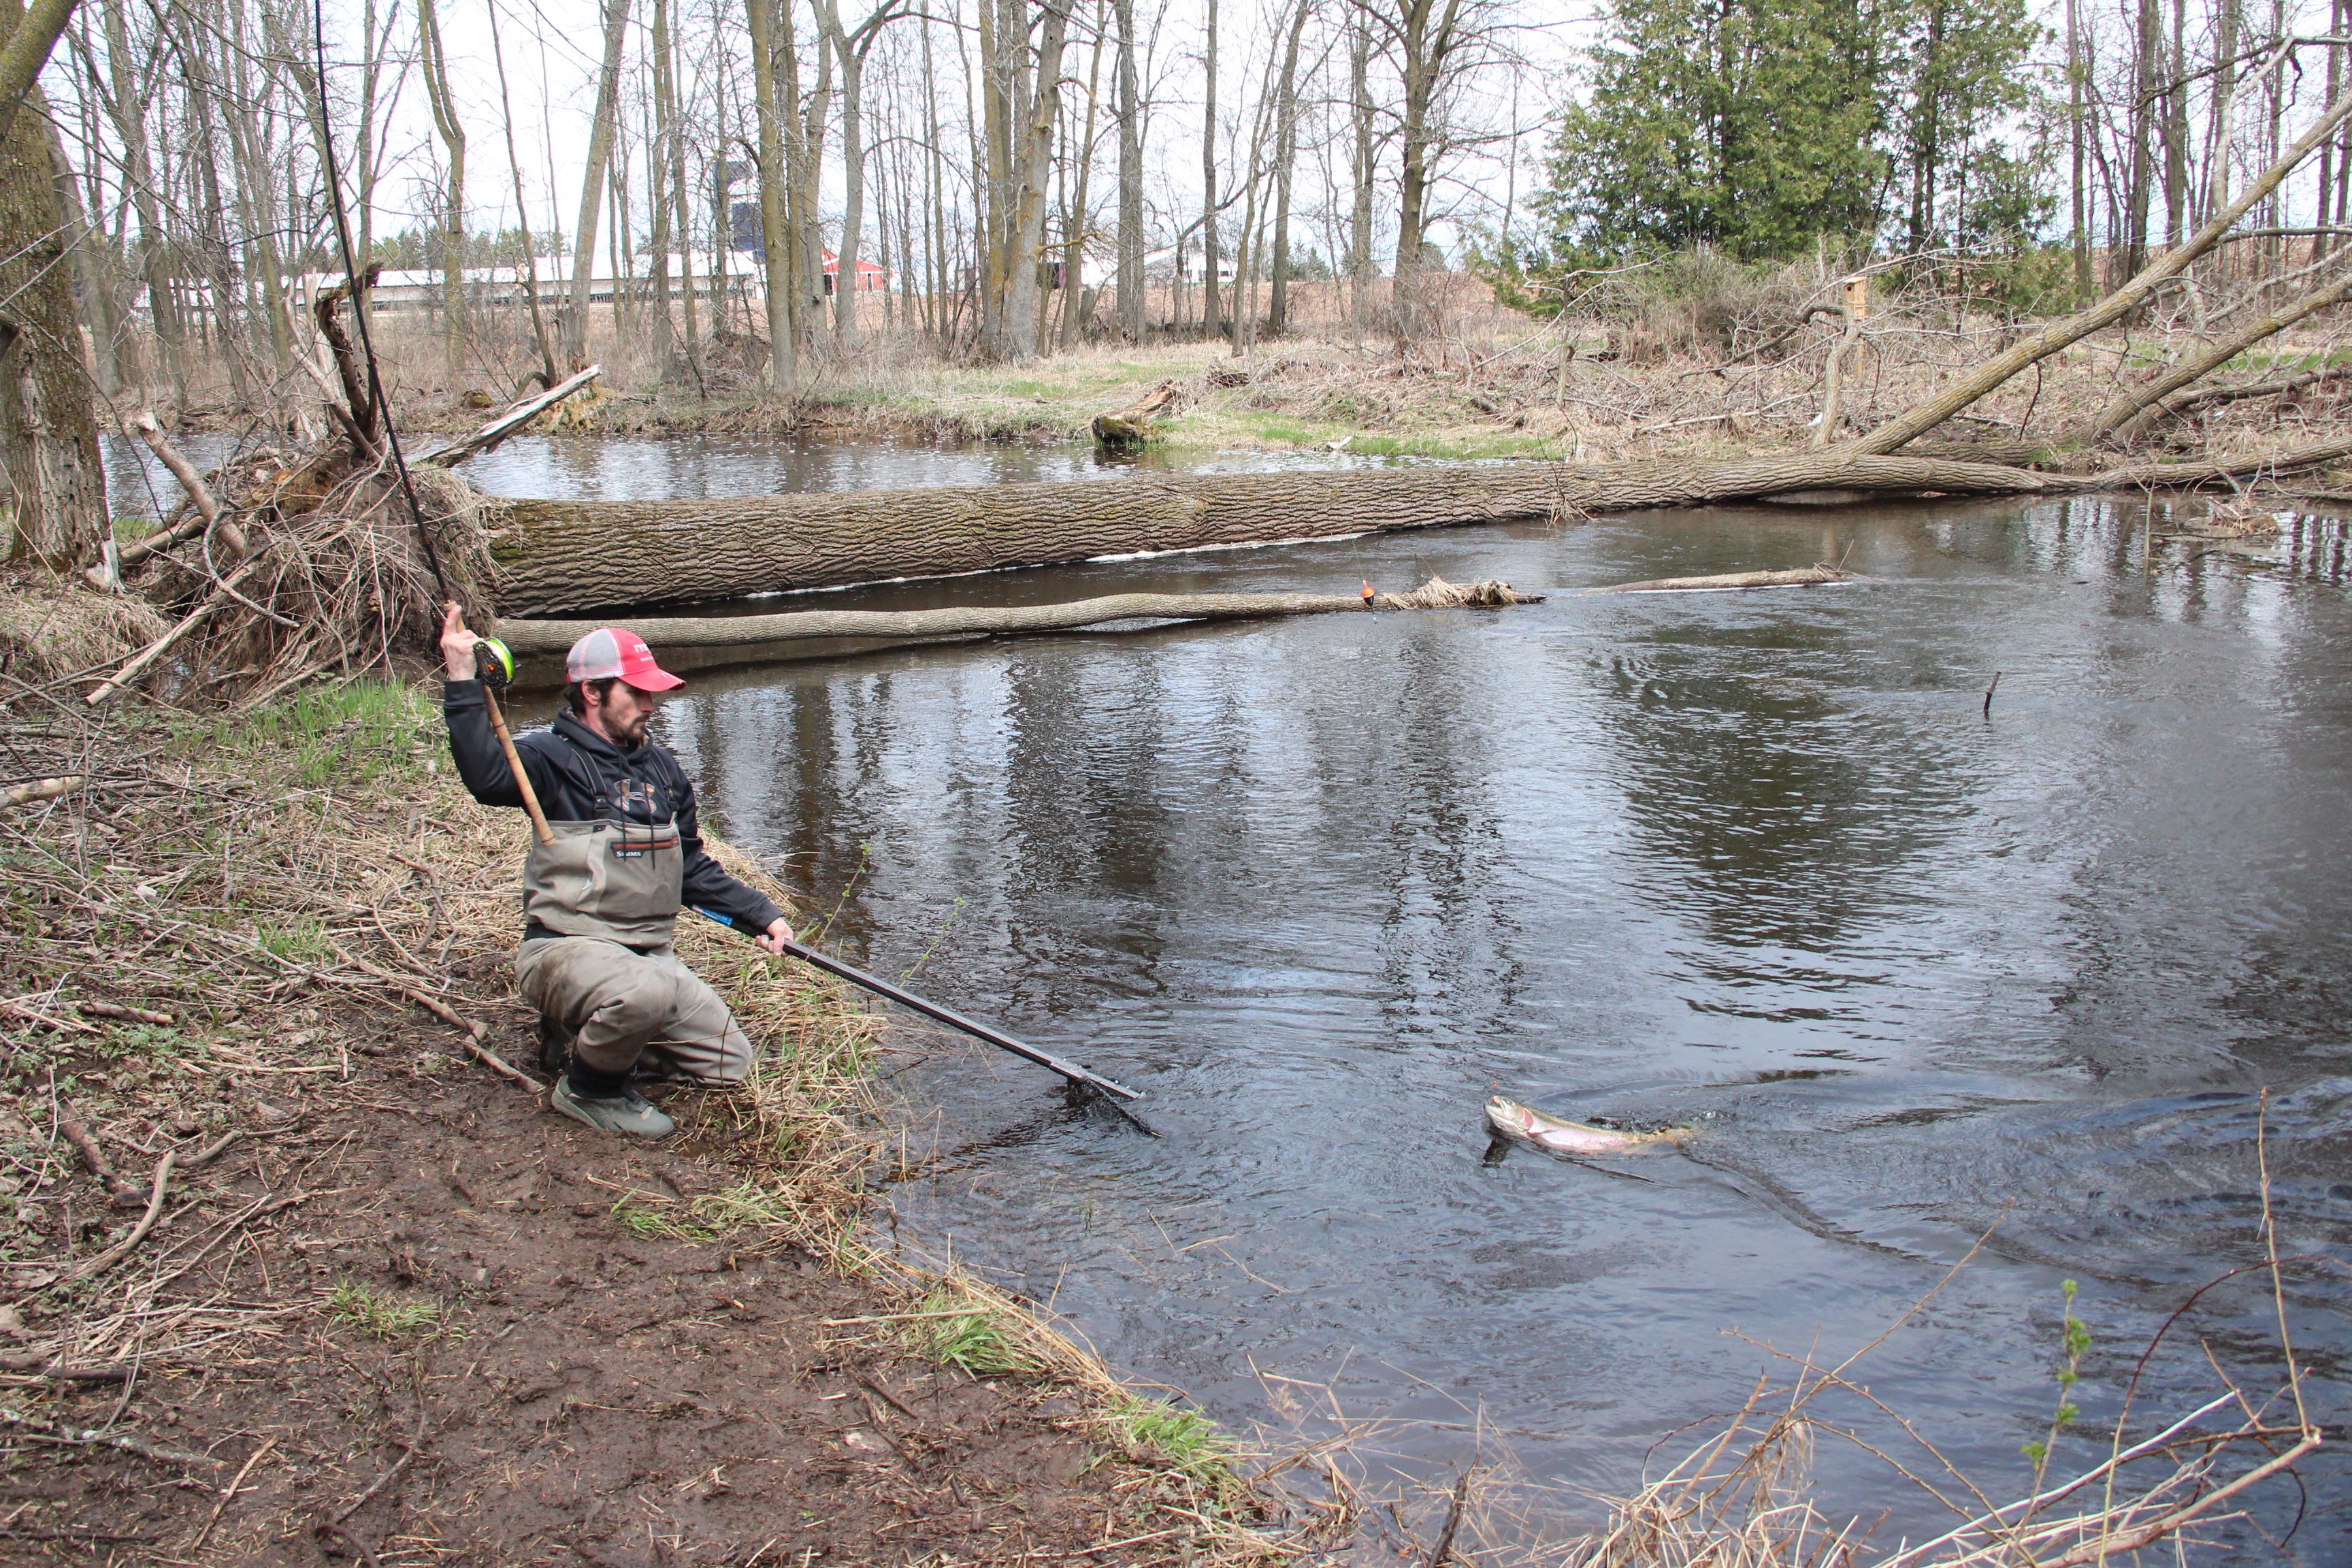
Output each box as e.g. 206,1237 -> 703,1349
483,441 -> 2352,615
487,454 -> 2051,614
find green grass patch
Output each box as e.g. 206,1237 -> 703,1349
907,1288 -> 1032,1376
610,1194 -> 721,1243
1102,1392 -> 1238,1490
1241,414 -> 1329,445
328,1281 -> 444,1339
198,681 -> 438,789
256,917 -> 329,966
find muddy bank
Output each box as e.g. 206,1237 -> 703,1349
0,681 -> 1275,1565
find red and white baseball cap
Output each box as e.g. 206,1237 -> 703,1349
565,627 -> 685,692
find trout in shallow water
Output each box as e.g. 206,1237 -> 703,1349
1484,1096 -> 1690,1156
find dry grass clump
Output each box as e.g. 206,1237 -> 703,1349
0,575 -> 171,685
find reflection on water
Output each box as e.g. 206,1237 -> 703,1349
101,428 -> 1410,519
634,493 -> 2352,1552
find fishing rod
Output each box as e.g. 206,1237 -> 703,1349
310,0 -> 551,847
691,907 -> 1157,1134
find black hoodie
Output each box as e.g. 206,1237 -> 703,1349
443,678 -> 785,944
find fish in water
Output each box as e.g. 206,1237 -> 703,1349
1484,1096 -> 1690,1157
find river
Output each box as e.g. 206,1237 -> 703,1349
128,431 -> 2352,1551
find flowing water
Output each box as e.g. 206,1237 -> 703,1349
621,486 -> 2352,1554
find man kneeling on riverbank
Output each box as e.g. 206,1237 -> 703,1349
438,604 -> 794,1139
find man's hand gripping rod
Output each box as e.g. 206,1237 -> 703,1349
470,632 -> 554,848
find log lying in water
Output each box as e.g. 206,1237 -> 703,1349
1588,566 -> 1863,593
485,440 -> 2352,615
494,576 -> 1541,676
485,454 -> 2055,615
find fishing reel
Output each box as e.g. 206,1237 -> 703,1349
472,636 -> 517,691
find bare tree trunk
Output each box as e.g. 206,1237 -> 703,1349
1268,0 -> 1307,338
1348,11 -> 1374,331
1112,0 -> 1143,340
824,1 -> 902,340
745,0 -> 797,390
47,118 -> 118,395
1059,2 -> 1105,348
2163,0 -> 2187,245
792,4 -> 834,351
496,455 -> 2070,612
102,0 -> 180,400
569,0 -> 634,365
1200,0 -> 1220,340
2123,0 -> 2157,277
0,0 -> 75,149
608,111 -> 636,353
977,0 -> 1072,360
2208,0 -> 2242,222
647,0 -> 676,378
0,0 -> 104,568
658,0 -> 702,386
489,0 -> 561,390
419,0 -> 467,386
502,587 -> 1499,674
924,12 -> 947,340
2068,0 -> 2091,297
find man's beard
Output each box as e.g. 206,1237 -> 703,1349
607,706 -> 652,747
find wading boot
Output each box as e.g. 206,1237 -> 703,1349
549,1079 -> 676,1139
536,1014 -> 574,1077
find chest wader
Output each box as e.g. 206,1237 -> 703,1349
522,817 -> 683,947
514,817 -> 756,1087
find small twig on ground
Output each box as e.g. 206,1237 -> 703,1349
187,1433 -> 277,1555
68,1150 -> 177,1281
78,999 -> 174,1026
0,1407 -> 216,1467
331,1400 -> 429,1525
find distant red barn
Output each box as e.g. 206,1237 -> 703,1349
821,249 -> 889,293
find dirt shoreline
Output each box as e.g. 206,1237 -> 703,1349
0,681 -> 1281,1566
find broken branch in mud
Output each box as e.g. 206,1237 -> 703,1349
494,578 -> 1543,674
59,1116 -> 140,1203
79,999 -> 175,1026
67,1150 -> 177,1281
395,986 -> 538,1090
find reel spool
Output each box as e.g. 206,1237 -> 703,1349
473,636 -> 517,691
